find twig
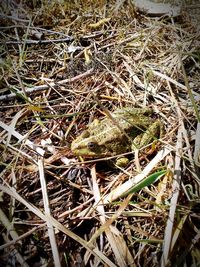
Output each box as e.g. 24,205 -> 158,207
2,37 -> 74,45
0,68 -> 94,101
0,224 -> 46,250
0,25 -> 73,37
0,13 -> 30,23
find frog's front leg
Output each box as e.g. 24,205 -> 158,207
131,120 -> 162,151
115,157 -> 130,168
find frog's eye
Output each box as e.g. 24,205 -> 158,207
87,142 -> 98,151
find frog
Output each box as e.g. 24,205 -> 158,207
71,107 -> 162,166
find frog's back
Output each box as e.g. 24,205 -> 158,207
88,108 -> 152,147
111,107 -> 152,131
71,107 -> 155,158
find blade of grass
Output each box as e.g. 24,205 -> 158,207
161,125 -> 183,267
90,166 -> 135,267
103,147 -> 171,203
38,157 -> 61,267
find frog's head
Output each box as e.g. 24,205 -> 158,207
71,130 -> 107,158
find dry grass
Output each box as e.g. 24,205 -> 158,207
0,0 -> 200,266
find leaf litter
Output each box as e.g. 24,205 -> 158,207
0,1 -> 200,266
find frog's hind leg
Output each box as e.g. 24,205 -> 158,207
133,120 -> 162,150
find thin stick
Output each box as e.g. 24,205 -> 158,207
0,68 -> 94,101
3,37 -> 74,45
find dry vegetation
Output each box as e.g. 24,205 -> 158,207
0,0 -> 200,266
